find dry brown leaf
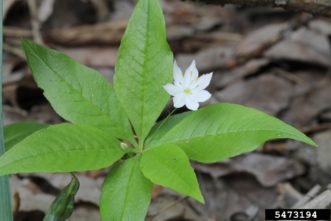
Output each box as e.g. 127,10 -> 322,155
194,153 -> 305,187
314,130 -> 331,176
283,77 -> 331,127
215,74 -> 293,115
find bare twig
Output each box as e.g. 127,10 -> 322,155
4,27 -> 32,38
13,192 -> 20,214
187,0 -> 331,17
3,43 -> 25,59
27,0 -> 43,44
292,185 -> 322,208
47,20 -> 127,46
300,123 -> 331,134
301,190 -> 331,209
291,184 -> 331,209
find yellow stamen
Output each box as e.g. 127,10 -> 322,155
184,88 -> 192,95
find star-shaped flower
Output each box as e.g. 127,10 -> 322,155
164,60 -> 213,111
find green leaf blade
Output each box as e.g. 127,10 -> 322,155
100,156 -> 152,221
43,175 -> 79,221
140,144 -> 204,203
146,111 -> 192,143
22,39 -> 133,140
148,103 -> 316,163
4,121 -> 48,151
0,124 -> 124,175
114,0 -> 173,141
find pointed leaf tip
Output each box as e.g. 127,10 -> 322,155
140,144 -> 204,203
147,103 -> 317,163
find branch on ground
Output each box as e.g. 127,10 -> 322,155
187,0 -> 331,17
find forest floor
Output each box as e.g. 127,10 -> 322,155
3,0 -> 331,220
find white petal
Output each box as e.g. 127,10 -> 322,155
197,72 -> 213,90
173,93 -> 185,108
185,96 -> 199,111
173,60 -> 184,85
193,90 -> 211,102
184,60 -> 199,86
163,84 -> 180,96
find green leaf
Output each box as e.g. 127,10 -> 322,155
146,111 -> 191,143
43,174 -> 79,221
0,124 -> 124,175
22,39 -> 133,141
100,156 -> 152,221
114,0 -> 173,141
147,103 -> 317,163
4,121 -> 48,151
140,144 -> 204,203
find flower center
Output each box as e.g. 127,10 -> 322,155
184,88 -> 192,95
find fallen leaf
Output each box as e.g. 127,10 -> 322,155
28,173 -> 103,205
3,0 -> 18,19
283,77 -> 331,127
10,176 -> 53,212
194,153 -> 305,187
309,19 -> 331,36
68,206 -> 100,221
215,74 -> 293,115
235,23 -> 286,56
57,47 -> 118,68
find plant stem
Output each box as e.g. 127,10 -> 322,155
0,0 -> 13,220
137,141 -> 144,153
128,136 -> 138,148
137,108 -> 176,153
152,108 -> 177,138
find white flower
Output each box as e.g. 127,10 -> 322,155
164,60 -> 213,111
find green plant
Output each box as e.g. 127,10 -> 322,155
43,174 -> 79,221
0,0 -> 316,220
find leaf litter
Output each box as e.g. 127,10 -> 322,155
3,0 -> 331,220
